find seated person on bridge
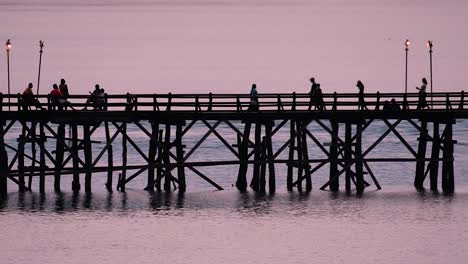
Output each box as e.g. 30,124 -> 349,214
83,84 -> 106,110
22,83 -> 44,110
49,84 -> 73,110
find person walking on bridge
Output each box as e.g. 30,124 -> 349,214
308,77 -> 318,110
315,83 -> 325,111
416,78 -> 428,110
357,80 -> 368,110
249,84 -> 259,111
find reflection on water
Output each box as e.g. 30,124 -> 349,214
1,188 -> 467,264
0,187 -> 461,216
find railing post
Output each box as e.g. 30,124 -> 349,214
332,92 -> 337,111
195,96 -> 200,112
375,91 -> 380,110
104,93 -> 108,111
208,92 -> 213,111
277,95 -> 284,111
446,93 -> 451,111
459,90 -> 464,110
292,92 -> 296,111
47,95 -> 51,111
0,93 -> 3,112
134,96 -> 138,111
167,93 -> 172,111
236,95 -> 241,112
403,93 -> 409,111
126,93 -> 131,111
17,93 -> 21,111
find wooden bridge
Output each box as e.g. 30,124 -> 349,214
0,91 -> 466,195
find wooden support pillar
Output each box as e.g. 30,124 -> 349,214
145,122 -> 158,191
414,120 -> 427,189
120,122 -> 128,192
155,130 -> 163,192
54,124 -> 65,192
18,125 -> 26,192
295,121 -> 304,192
163,124 -> 172,192
265,122 -> 275,193
287,120 -> 296,191
83,124 -> 92,193
105,121 -> 113,191
236,121 -> 251,192
176,124 -> 186,193
355,121 -> 364,194
430,122 -> 440,191
39,123 -> 45,193
329,121 -> 339,191
259,137 -> 267,193
442,122 -> 454,193
251,122 -> 262,192
0,121 -> 8,194
301,121 -> 312,192
345,122 -> 352,193
28,122 -> 37,190
71,124 -> 80,191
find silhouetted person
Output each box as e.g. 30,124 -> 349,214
96,88 -> 106,110
59,79 -> 69,98
84,84 -> 102,110
383,100 -> 391,112
390,98 -> 401,111
315,83 -> 325,111
249,84 -> 259,111
308,77 -> 319,110
49,84 -> 72,110
416,78 -> 428,110
357,80 -> 368,110
22,83 -> 43,110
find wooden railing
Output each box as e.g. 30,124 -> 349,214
0,91 -> 465,112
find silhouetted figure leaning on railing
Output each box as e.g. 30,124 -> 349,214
416,78 -> 429,110
357,80 -> 368,110
21,83 -> 44,110
248,83 -> 259,111
49,84 -> 73,110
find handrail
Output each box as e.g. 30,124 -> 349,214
0,92 -> 466,112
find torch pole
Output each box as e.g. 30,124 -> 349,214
405,46 -> 408,94
37,41 -> 44,98
429,44 -> 433,108
6,46 -> 11,111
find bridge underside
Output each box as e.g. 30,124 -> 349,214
0,110 -> 457,195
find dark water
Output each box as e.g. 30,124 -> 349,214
1,188 -> 468,264
2,1 -> 468,263
1,119 -> 468,263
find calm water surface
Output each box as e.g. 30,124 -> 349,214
1,188 -> 468,264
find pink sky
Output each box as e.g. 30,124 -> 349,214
1,0 -> 467,94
